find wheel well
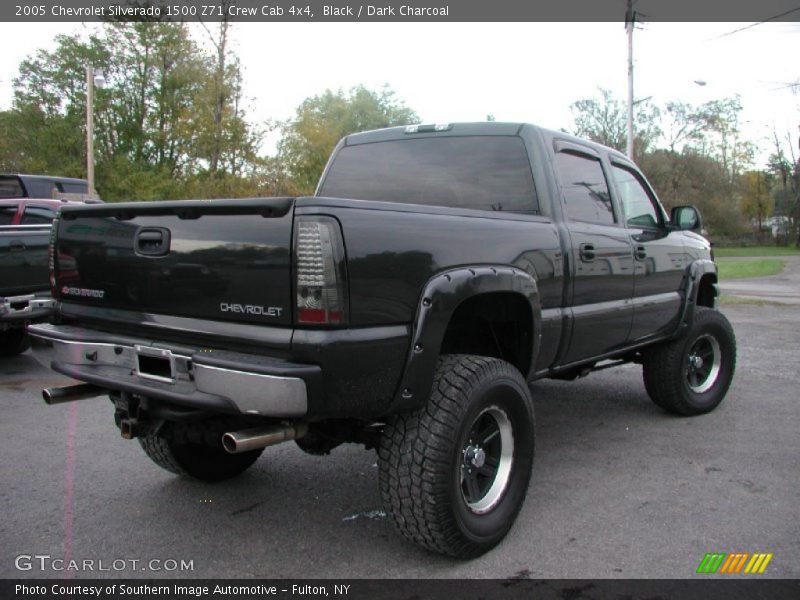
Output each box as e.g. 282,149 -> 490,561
440,292 -> 533,377
696,273 -> 718,307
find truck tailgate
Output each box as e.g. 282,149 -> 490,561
54,198 -> 295,326
0,225 -> 51,296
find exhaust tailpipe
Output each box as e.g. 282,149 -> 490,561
42,383 -> 105,405
222,423 -> 308,454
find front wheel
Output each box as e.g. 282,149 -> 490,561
643,307 -> 736,416
379,355 -> 535,558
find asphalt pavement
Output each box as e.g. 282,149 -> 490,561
1,303 -> 798,579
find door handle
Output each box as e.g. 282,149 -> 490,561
9,240 -> 26,252
579,243 -> 596,262
635,245 -> 647,260
135,227 -> 171,257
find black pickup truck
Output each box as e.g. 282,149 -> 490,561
1,176 -> 97,356
29,123 -> 736,558
0,197 -> 64,356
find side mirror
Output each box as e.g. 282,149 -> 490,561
670,205 -> 703,231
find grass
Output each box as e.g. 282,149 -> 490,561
716,258 -> 785,280
719,295 -> 790,307
714,245 -> 800,257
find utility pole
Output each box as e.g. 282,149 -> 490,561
85,66 -> 105,198
625,0 -> 635,159
86,65 -> 95,196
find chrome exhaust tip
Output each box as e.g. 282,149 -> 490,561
42,383 -> 105,405
222,423 -> 308,454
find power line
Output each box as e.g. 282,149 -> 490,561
710,7 -> 800,40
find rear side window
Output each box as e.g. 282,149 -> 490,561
554,151 -> 615,225
22,206 -> 57,224
319,136 -> 539,214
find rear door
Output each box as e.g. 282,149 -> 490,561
553,144 -> 634,364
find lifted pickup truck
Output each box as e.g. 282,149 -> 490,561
30,123 -> 736,558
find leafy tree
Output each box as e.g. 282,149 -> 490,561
194,3 -> 263,179
639,148 -> 748,236
768,129 -> 800,246
691,96 -> 754,186
569,87 -> 661,160
278,85 -> 419,194
1,23 -> 269,201
740,170 -> 774,237
2,33 -> 109,179
661,101 -> 705,153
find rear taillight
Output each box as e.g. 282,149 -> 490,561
294,216 -> 348,325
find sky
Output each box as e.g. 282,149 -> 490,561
1,21 -> 798,166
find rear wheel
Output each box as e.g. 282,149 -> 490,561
0,328 -> 30,357
643,307 -> 736,416
379,355 -> 535,558
139,420 -> 264,482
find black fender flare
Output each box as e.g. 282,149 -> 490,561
387,266 -> 542,414
672,259 -> 718,339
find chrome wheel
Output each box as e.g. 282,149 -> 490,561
685,334 -> 722,394
460,406 -> 514,514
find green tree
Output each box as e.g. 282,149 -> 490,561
278,85 -> 419,194
194,4 -> 263,180
692,96 -> 754,186
1,22 -> 269,201
638,148 -> 748,236
768,129 -> 800,246
740,170 -> 774,237
661,101 -> 705,153
2,33 -> 109,178
569,87 -> 661,160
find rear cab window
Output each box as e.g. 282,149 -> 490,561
319,136 -> 540,214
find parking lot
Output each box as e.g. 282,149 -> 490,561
1,303 -> 798,580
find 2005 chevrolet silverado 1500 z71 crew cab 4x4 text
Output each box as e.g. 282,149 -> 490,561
29,123 -> 736,558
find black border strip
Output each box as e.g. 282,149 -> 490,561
3,579 -> 800,600
3,0 -> 800,23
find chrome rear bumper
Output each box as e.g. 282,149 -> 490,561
28,323 -> 313,417
0,294 -> 55,323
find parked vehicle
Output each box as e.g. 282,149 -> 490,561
0,173 -> 93,201
29,123 -> 736,557
1,182 -> 99,356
